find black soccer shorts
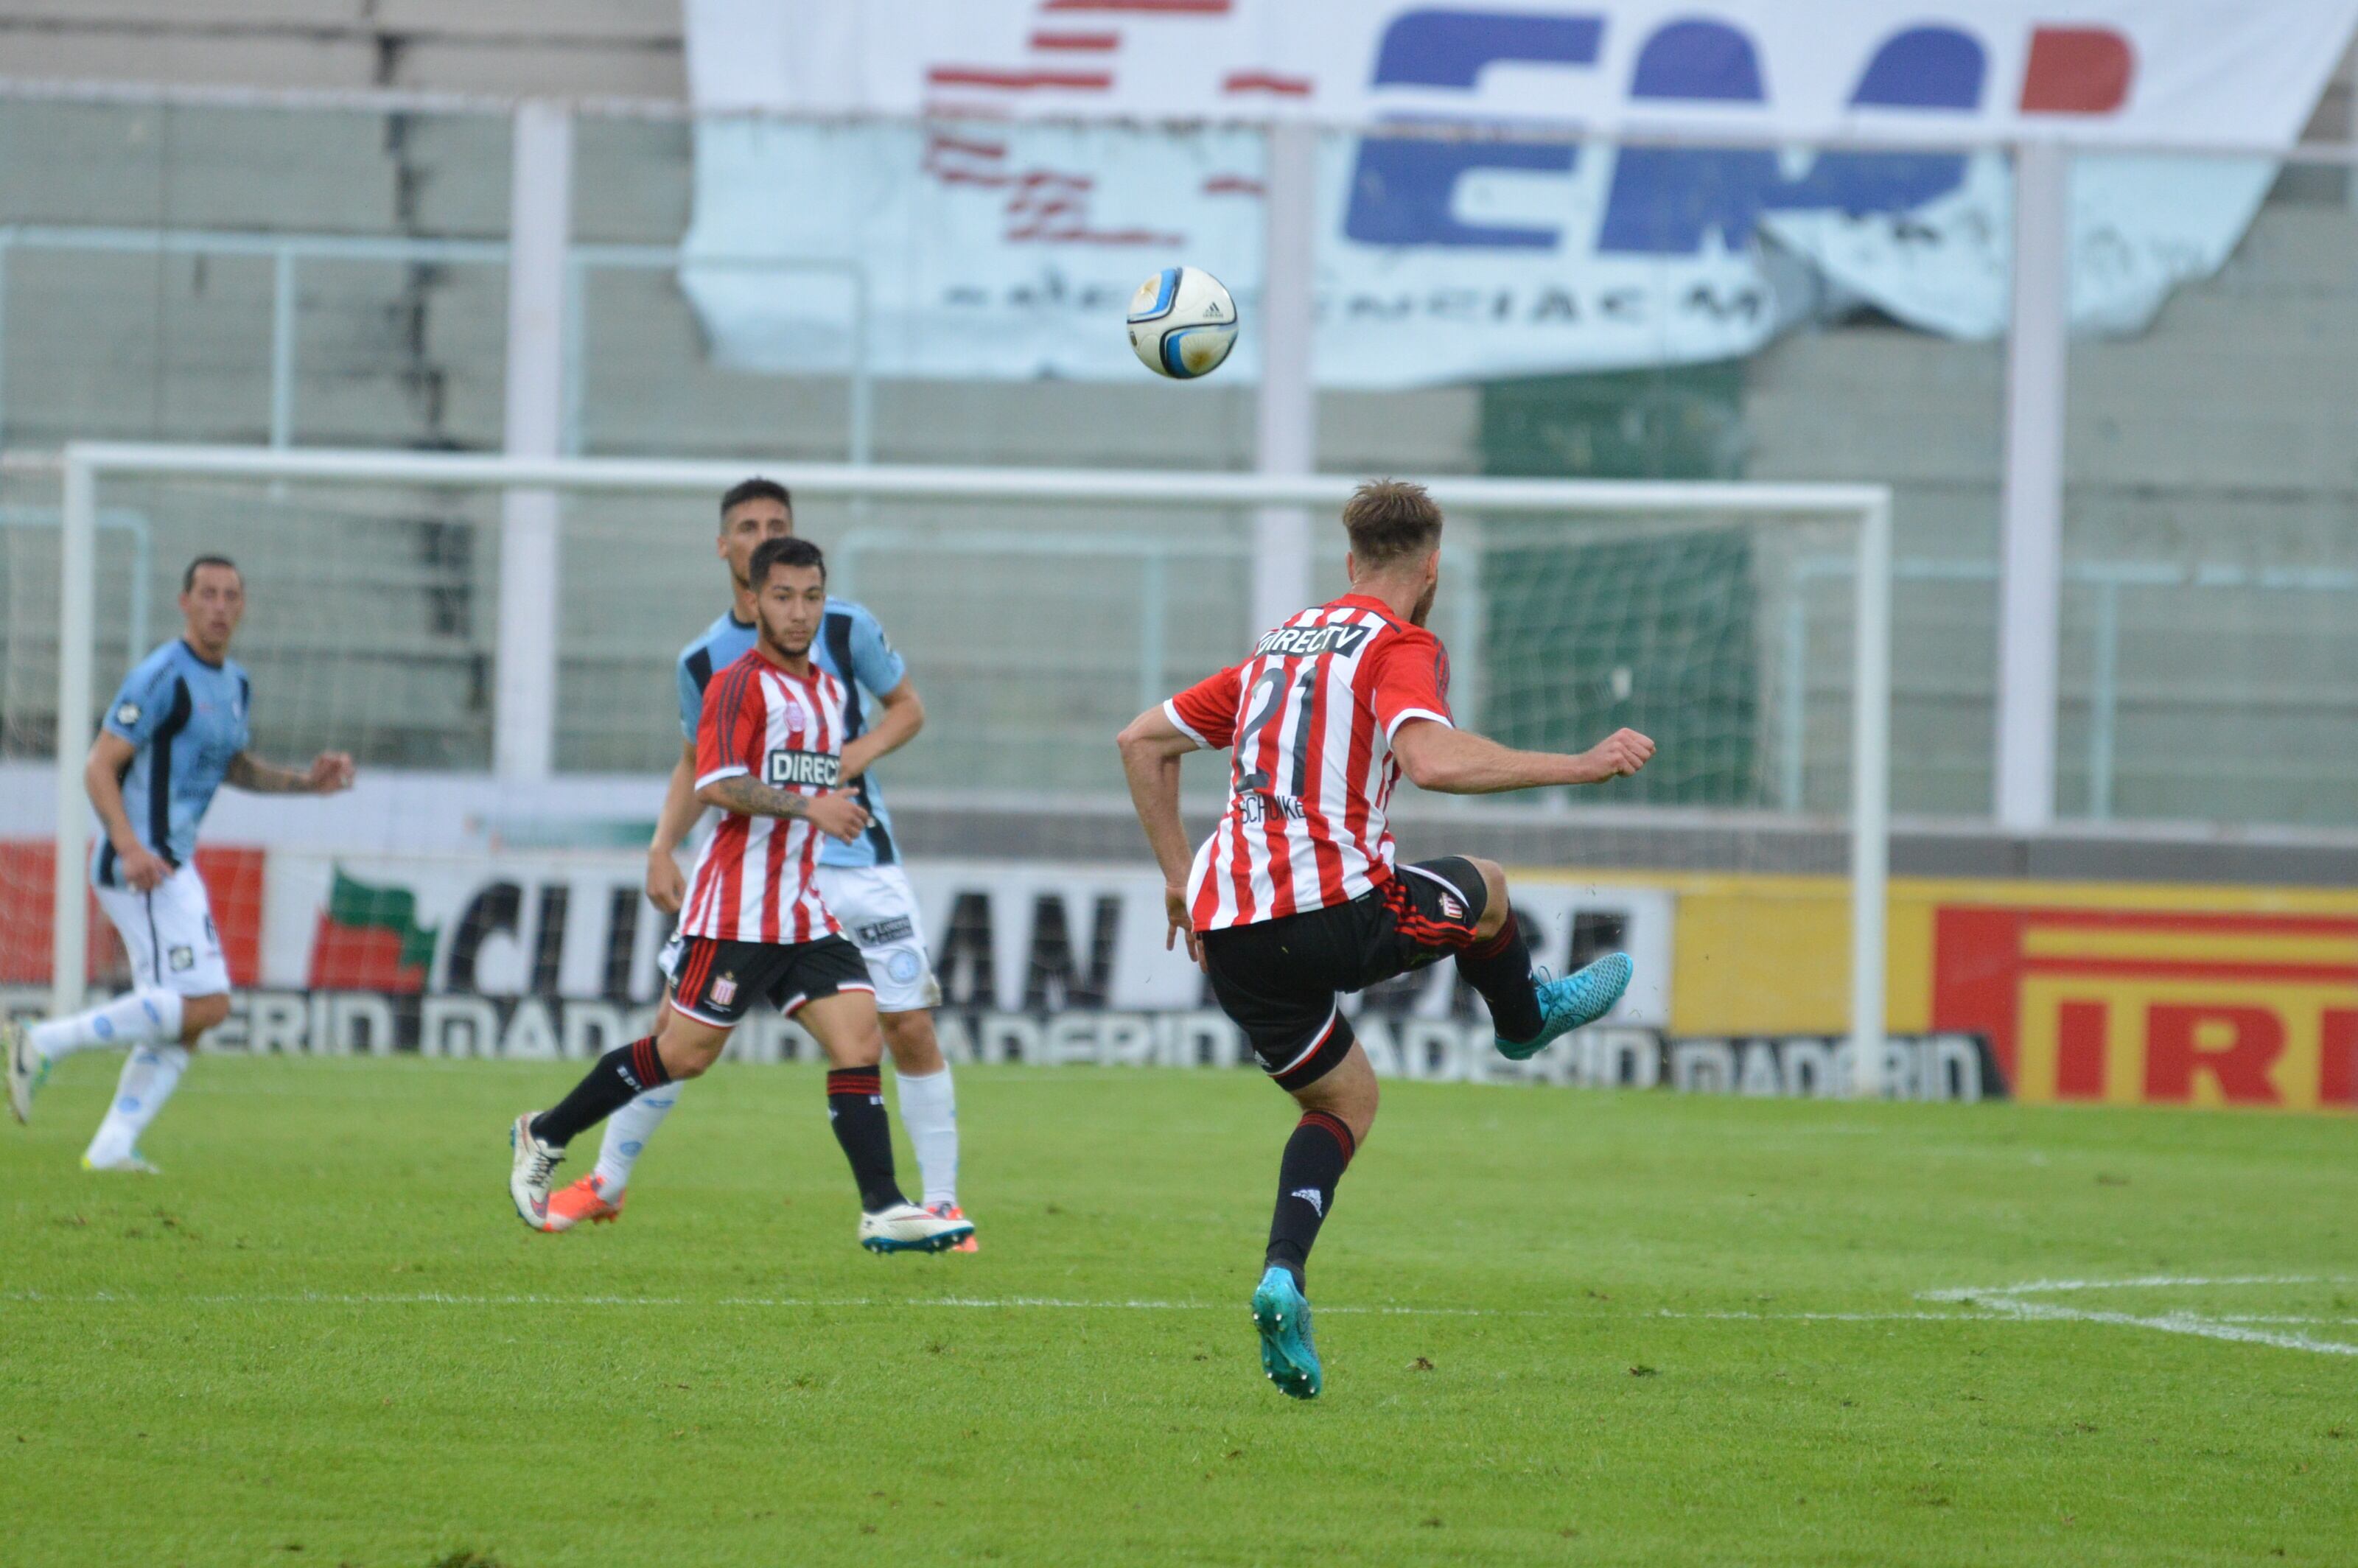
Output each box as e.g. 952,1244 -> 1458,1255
1200,856 -> 1489,1091
665,933 -> 873,1027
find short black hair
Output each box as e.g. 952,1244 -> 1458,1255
183,554 -> 241,592
749,535 -> 825,590
721,477 -> 792,525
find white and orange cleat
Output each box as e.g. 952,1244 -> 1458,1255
542,1173 -> 626,1233
927,1201 -> 979,1253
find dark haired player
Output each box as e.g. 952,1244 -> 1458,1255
539,478 -> 972,1247
7,556 -> 355,1166
1117,480 -> 1654,1398
508,536 -> 970,1254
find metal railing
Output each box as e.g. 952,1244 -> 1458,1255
0,503 -> 150,651
1783,556 -> 2358,819
0,225 -> 872,461
831,528 -> 1251,716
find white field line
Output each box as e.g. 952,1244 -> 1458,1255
1920,1275 -> 2358,1358
1962,1298 -> 2358,1357
10,1281 -> 2357,1354
1921,1274 -> 2349,1299
0,1287 -> 2012,1323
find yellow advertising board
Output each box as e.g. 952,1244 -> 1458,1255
1519,869 -> 2358,1111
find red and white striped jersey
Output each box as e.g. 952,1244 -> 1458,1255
1166,593 -> 1455,931
682,648 -> 850,945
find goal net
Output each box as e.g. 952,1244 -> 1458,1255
0,444 -> 1891,1088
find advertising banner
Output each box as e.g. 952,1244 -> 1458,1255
1636,871 -> 2358,1111
14,839 -> 2348,1108
252,852 -> 1669,1022
681,0 -> 2358,383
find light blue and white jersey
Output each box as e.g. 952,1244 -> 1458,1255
674,596 -> 907,868
92,639 -> 251,885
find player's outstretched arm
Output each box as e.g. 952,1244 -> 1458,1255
698,774 -> 871,844
83,730 -> 169,891
1391,721 -> 1653,796
839,677 -> 924,783
1116,705 -> 1203,965
225,750 -> 355,794
647,740 -> 699,913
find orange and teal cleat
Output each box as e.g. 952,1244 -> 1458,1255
542,1173 -> 625,1233
927,1201 -> 979,1253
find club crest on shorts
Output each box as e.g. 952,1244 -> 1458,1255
710,972 -> 738,1007
1441,892 -> 1465,920
168,945 -> 195,972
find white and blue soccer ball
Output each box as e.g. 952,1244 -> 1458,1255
1127,266 -> 1239,379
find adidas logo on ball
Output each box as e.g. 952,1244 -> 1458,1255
1127,266 -> 1239,381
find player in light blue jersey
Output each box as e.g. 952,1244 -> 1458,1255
7,556 -> 354,1168
538,479 -> 971,1244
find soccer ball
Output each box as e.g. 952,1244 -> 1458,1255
1127,266 -> 1239,379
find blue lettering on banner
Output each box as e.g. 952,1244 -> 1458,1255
1346,9 -> 1983,254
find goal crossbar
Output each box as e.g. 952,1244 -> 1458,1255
43,441 -> 1892,1091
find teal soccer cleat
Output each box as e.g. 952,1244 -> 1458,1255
1495,951 -> 1634,1061
1251,1265 -> 1322,1400
7,1018 -> 48,1124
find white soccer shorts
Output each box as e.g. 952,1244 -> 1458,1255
93,861 -> 232,997
814,864 -> 942,1014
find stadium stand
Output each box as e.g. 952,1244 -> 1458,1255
1,5 -> 2356,845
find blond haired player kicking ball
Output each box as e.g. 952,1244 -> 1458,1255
540,478 -> 971,1246
508,537 -> 969,1254
1118,480 -> 1653,1398
7,556 -> 355,1166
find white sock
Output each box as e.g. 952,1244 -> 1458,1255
592,1088 -> 680,1195
31,989 -> 183,1061
895,1065 -> 959,1209
83,1043 -> 190,1166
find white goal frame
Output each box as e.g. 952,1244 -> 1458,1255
44,441 -> 1892,1091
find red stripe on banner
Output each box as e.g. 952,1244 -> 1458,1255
2012,909 -> 2358,936
1222,71 -> 1312,97
1044,0 -> 1230,11
927,67 -> 1113,91
1031,30 -> 1119,50
2021,956 -> 2358,984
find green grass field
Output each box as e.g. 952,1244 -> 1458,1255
2,1054 -> 2353,1567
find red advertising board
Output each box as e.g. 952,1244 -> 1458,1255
1931,905 -> 2358,1110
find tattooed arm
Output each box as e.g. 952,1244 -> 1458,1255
226,750 -> 356,794
696,774 -> 871,844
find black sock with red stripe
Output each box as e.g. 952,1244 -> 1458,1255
1264,1110 -> 1356,1289
825,1067 -> 906,1214
531,1037 -> 671,1147
1456,913 -> 1543,1044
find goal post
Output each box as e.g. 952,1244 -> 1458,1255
38,440 -> 1892,1092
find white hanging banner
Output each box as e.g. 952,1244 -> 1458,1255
681,0 -> 2358,385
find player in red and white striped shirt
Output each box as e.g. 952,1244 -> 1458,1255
507,537 -> 970,1256
1119,480 -> 1654,1399
678,636 -> 849,949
